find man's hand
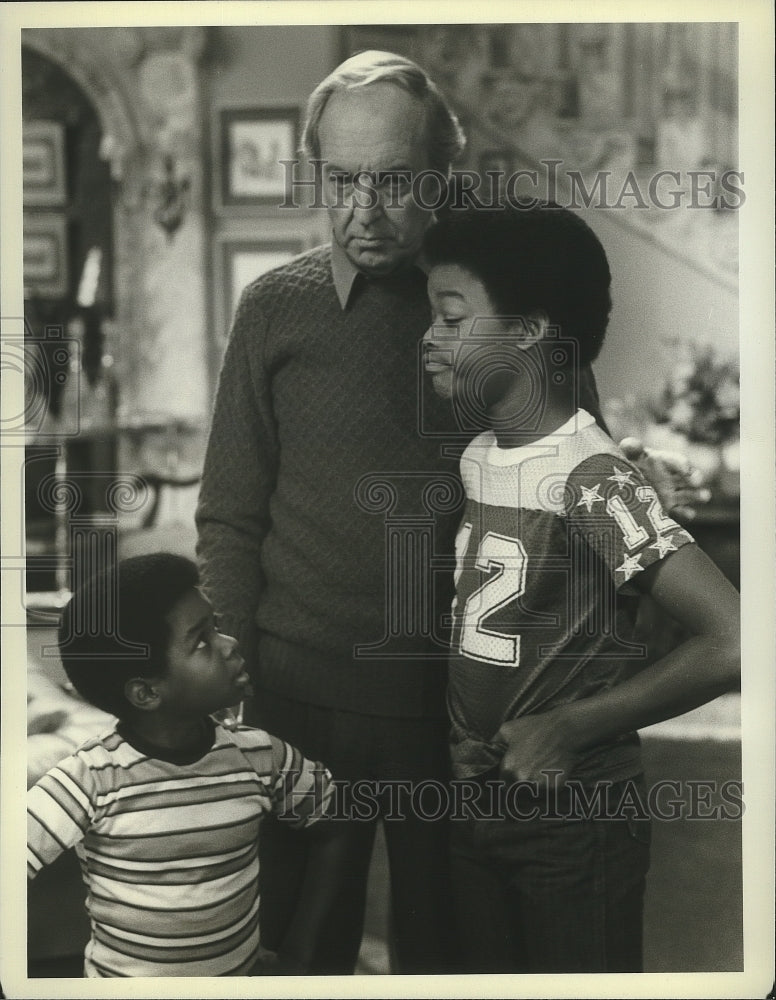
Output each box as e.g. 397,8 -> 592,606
619,437 -> 711,520
495,708 -> 579,788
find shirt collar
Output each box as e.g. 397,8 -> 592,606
330,236 -> 429,310
475,409 -> 598,467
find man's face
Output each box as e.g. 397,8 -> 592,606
317,83 -> 433,276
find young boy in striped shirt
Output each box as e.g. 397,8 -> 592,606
27,553 -> 335,978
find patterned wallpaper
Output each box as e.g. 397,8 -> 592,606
342,23 -> 739,287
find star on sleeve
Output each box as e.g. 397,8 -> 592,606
608,465 -> 636,489
576,483 -> 605,513
650,534 -> 679,558
616,552 -> 644,581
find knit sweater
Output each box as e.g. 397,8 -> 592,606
197,246 -> 461,716
196,244 -> 604,718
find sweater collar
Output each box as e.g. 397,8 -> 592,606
330,236 -> 429,310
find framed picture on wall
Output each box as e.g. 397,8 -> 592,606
221,238 -> 304,333
23,120 -> 67,206
23,213 -> 69,298
220,108 -> 299,207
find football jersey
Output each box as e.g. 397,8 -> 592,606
448,410 -> 695,781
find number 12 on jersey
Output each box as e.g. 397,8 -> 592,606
453,524 -> 528,666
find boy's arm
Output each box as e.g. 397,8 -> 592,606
274,821 -> 347,974
267,736 -> 334,826
264,735 -> 340,974
496,453 -> 739,786
27,757 -> 95,878
497,544 -> 739,785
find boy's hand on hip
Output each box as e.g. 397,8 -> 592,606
495,709 -> 578,787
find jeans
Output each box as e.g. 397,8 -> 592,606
450,772 -> 651,973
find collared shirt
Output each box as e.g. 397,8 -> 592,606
330,235 -> 429,310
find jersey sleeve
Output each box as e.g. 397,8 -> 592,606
267,736 -> 335,829
564,454 -> 696,589
27,753 -> 97,880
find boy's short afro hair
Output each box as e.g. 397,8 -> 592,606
58,552 -> 199,719
424,200 -> 612,365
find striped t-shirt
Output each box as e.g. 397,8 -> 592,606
27,719 -> 333,977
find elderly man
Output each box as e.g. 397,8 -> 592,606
196,50 -> 694,975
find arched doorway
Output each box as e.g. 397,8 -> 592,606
23,45 -> 119,592
22,28 -> 211,599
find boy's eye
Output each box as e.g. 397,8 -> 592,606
194,622 -> 217,651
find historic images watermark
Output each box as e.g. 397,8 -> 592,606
287,771 -> 745,824
3,317 -> 150,655
278,159 -> 746,213
2,318 -> 79,441
417,319 -> 581,441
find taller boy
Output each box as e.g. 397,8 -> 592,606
422,202 -> 739,973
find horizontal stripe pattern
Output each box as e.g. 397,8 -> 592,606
28,721 -> 333,976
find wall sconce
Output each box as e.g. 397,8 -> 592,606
109,150 -> 191,240
152,154 -> 191,240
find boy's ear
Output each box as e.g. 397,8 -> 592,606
510,311 -> 549,350
124,677 -> 163,712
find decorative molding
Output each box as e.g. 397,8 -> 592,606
23,29 -> 142,181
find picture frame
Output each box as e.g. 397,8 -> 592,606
220,107 -> 299,207
23,120 -> 67,207
23,213 -> 69,299
221,238 -> 304,333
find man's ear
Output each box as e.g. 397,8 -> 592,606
125,677 -> 163,712
510,311 -> 549,350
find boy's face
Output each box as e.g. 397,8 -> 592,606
155,588 -> 252,718
423,264 -> 519,403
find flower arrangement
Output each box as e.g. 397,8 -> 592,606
647,338 -> 739,446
